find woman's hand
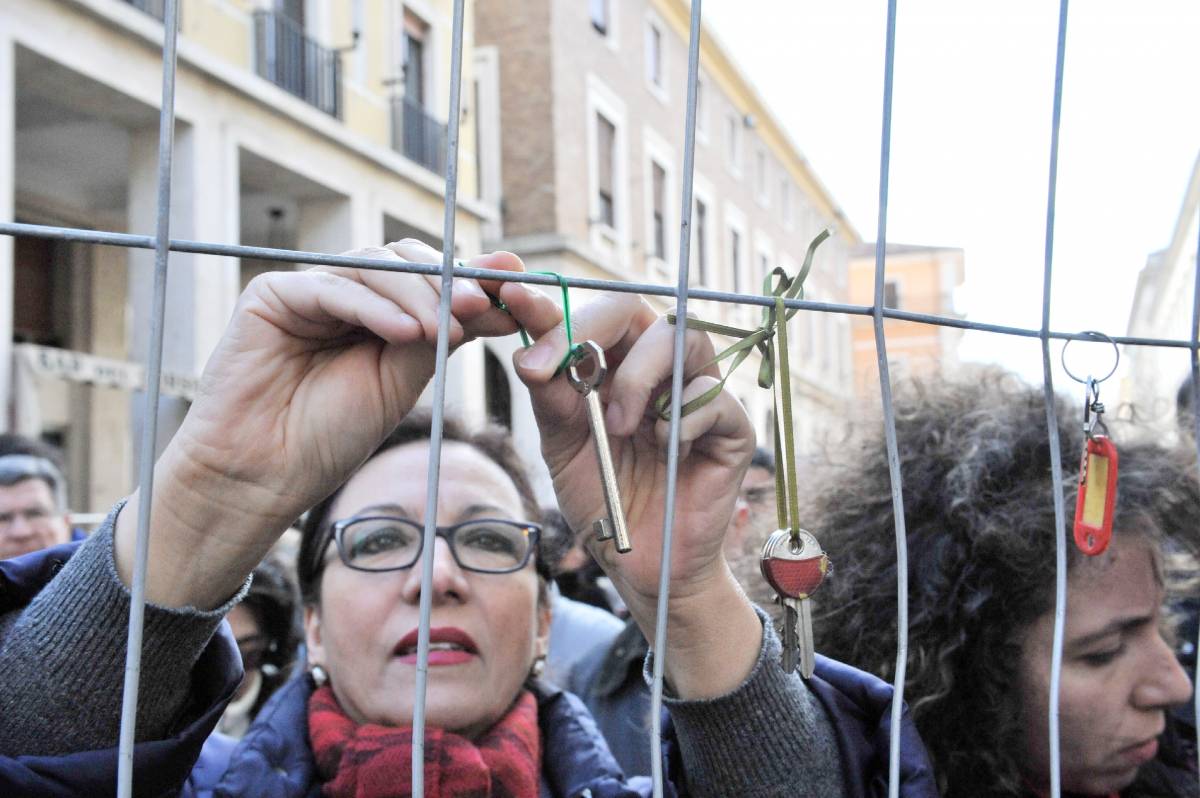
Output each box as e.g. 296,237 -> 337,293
508,292 -> 762,699
115,242 -> 560,610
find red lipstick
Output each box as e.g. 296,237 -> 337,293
394,627 -> 478,666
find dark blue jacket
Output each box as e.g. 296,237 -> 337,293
191,674 -> 667,798
0,540 -> 242,798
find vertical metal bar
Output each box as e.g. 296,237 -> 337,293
410,0 -> 466,794
1039,3 -> 1070,798
648,1 -> 703,796
116,0 -> 179,794
1189,202 -> 1200,780
870,3 -> 907,797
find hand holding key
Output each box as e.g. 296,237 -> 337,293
508,291 -> 762,699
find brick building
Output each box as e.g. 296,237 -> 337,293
475,0 -> 860,452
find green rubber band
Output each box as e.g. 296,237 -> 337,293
530,270 -> 583,372
466,262 -> 580,369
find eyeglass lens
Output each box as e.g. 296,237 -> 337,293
341,518 -> 530,572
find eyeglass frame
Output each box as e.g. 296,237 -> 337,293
325,515 -> 543,575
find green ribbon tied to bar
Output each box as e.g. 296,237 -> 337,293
655,227 -> 830,536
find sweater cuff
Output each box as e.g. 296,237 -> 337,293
645,606 -> 844,797
17,500 -> 249,747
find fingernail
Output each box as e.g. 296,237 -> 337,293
519,345 -> 555,371
455,278 -> 485,299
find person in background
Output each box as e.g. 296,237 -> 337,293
0,434 -> 78,559
541,509 -> 624,691
568,445 -> 781,777
812,371 -> 1197,798
218,556 -> 302,738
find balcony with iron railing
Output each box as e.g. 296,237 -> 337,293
253,10 -> 342,118
391,95 -> 447,176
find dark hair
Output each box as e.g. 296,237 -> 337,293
808,369 -> 1200,798
296,411 -> 568,605
0,434 -> 68,509
241,557 -> 302,718
750,446 -> 776,474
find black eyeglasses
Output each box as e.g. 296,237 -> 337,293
329,516 -> 541,575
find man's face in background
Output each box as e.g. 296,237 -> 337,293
0,477 -> 71,559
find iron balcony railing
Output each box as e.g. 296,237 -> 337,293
123,0 -> 166,21
253,10 -> 342,118
392,95 -> 448,175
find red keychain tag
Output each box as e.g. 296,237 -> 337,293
1073,435 -> 1118,555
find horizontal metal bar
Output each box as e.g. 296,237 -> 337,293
0,221 -> 1189,349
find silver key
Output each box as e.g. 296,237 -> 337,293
567,341 -> 631,553
760,528 -> 829,678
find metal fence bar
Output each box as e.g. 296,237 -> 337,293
116,0 -> 179,794
410,0 -> 467,793
648,1 -> 703,795
1190,200 -> 1200,781
1038,2 -> 1071,797
4,222 -> 1194,350
869,2 -> 907,795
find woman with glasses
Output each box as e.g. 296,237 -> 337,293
0,241 -> 935,797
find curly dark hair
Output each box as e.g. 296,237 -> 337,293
296,410 -> 570,607
808,369 -> 1200,798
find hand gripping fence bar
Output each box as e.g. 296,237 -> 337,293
0,1 -> 1196,796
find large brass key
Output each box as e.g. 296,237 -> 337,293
566,341 -> 631,553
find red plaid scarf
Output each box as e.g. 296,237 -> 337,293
307,685 -> 540,798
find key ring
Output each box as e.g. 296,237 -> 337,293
1060,330 -> 1120,386
1060,331 -> 1118,440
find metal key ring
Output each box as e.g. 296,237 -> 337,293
1060,330 -> 1120,385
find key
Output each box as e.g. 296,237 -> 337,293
566,341 -> 631,553
760,528 -> 829,678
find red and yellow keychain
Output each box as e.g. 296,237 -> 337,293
1073,378 -> 1118,555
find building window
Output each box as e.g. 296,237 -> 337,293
646,21 -> 664,90
695,78 -> 707,138
780,180 -> 792,228
651,161 -> 667,260
403,9 -> 429,107
730,228 -> 743,294
694,198 -> 708,285
590,0 -> 609,35
727,113 -> 743,174
759,251 -> 770,283
595,113 -> 617,228
884,280 -> 900,309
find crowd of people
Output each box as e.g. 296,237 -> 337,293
0,240 -> 1195,797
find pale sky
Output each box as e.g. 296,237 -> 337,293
702,0 -> 1200,385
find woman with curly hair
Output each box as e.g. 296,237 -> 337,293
809,370 -> 1197,798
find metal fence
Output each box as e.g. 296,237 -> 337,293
392,94 -> 449,176
253,9 -> 342,118
1,1 -> 1198,797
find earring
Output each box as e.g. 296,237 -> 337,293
529,656 -> 546,679
310,664 -> 329,687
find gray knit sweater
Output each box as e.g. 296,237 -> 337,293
0,506 -> 844,797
